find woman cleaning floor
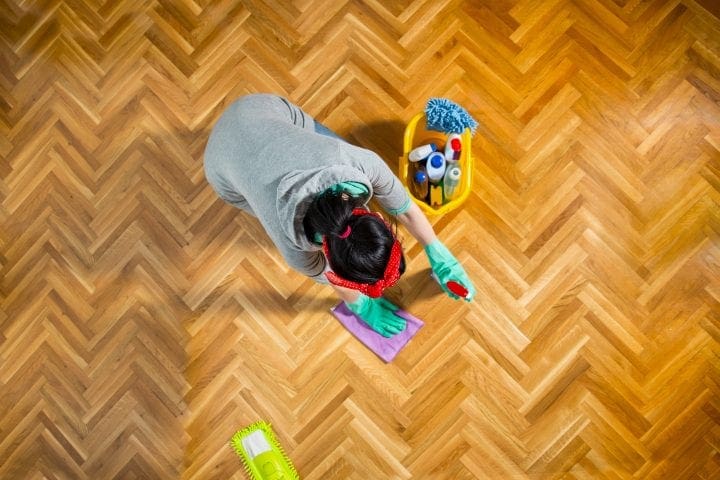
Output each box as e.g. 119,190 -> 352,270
204,93 -> 475,337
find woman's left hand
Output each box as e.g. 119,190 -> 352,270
424,240 -> 476,301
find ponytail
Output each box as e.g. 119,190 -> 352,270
303,190 -> 405,284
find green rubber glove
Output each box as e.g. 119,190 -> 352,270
424,240 -> 476,301
345,294 -> 407,337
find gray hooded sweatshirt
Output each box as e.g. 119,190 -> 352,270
203,94 -> 411,283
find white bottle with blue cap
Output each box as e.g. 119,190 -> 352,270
426,151 -> 446,184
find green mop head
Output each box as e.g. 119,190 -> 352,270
230,421 -> 300,480
425,98 -> 478,135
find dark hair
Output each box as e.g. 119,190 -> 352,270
303,190 -> 406,284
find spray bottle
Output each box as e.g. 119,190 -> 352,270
431,272 -> 471,299
444,134 -> 462,163
443,166 -> 461,200
408,143 -> 437,162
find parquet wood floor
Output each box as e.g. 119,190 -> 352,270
1,0 -> 720,478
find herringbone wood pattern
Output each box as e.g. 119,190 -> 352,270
1,0 -> 719,478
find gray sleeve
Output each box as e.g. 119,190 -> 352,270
280,247 -> 329,284
203,168 -> 257,216
357,150 -> 412,215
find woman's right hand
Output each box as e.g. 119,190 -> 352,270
345,294 -> 406,337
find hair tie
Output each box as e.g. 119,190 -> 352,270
338,225 -> 352,239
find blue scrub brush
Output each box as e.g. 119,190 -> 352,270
424,98 -> 478,135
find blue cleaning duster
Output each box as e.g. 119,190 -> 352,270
424,98 -> 478,135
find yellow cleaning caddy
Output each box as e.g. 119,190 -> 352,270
399,113 -> 473,215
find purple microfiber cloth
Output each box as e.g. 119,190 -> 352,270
331,302 -> 424,363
